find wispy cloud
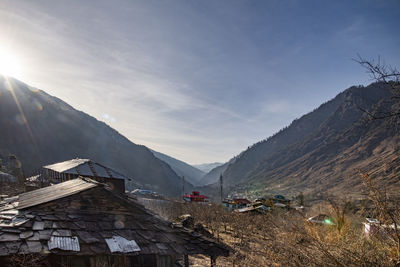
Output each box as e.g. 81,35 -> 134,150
0,0 -> 399,163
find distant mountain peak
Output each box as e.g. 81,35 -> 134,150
193,162 -> 224,173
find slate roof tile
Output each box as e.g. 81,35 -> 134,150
0,178 -> 230,258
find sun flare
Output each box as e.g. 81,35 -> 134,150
0,50 -> 23,78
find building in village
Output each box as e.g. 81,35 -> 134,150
0,177 -> 229,267
234,201 -> 270,214
183,191 -> 209,203
230,194 -> 292,213
42,158 -> 139,194
253,195 -> 291,209
222,198 -> 251,211
307,214 -> 335,225
272,195 -> 290,205
363,217 -> 396,240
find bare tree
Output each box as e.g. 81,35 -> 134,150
328,198 -> 351,234
355,55 -> 400,121
360,170 -> 400,263
355,55 -> 400,84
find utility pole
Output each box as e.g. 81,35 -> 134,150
219,174 -> 223,203
182,176 -> 185,201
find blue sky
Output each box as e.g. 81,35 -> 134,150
0,0 -> 399,164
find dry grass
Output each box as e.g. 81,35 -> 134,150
141,198 -> 398,266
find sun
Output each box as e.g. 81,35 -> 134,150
0,49 -> 23,78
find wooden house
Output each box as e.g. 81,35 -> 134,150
0,178 -> 229,267
43,158 -> 138,194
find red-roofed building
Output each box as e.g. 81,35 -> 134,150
184,191 -> 209,202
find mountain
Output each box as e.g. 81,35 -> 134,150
150,150 -> 205,185
193,162 -> 224,173
0,76 -> 192,197
200,161 -> 233,186
214,82 -> 400,198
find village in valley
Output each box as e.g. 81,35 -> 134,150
0,158 -> 230,267
0,1 -> 399,266
1,157 -> 397,266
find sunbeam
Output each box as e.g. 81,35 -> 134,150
0,49 -> 23,78
4,77 -> 39,155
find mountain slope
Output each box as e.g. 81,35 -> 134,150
194,162 -> 224,173
0,76 -> 190,197
150,150 -> 205,185
200,163 -> 227,186
218,83 -> 400,197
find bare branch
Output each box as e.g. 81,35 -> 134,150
354,55 -> 400,84
354,55 -> 400,125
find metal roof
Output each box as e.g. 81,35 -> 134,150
105,235 -> 141,253
44,158 -> 90,173
1,178 -> 99,211
48,236 -> 80,252
43,159 -> 126,180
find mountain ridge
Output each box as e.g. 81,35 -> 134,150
193,162 -> 224,173
0,76 -> 192,197
205,82 -> 399,198
150,149 -> 205,186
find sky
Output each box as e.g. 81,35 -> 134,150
0,0 -> 399,164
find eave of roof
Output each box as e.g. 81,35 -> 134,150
0,178 -> 99,211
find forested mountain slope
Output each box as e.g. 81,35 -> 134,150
0,76 -> 190,197
217,83 -> 400,197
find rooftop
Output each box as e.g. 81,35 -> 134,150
1,178 -> 98,211
43,158 -> 127,180
0,178 -> 229,258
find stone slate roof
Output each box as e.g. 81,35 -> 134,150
4,179 -> 98,210
43,159 -> 127,180
0,178 -> 229,257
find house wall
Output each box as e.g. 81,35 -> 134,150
60,255 -> 173,267
0,255 -> 174,267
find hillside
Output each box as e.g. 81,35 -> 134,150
150,149 -> 205,185
200,163 -> 228,186
193,162 -> 224,173
214,82 -> 400,198
0,76 -> 192,197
